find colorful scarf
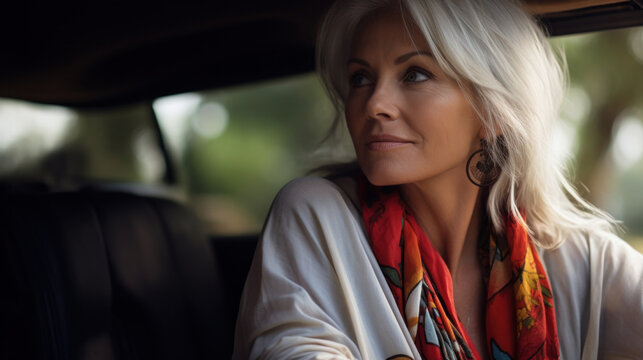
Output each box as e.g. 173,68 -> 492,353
359,177 -> 559,360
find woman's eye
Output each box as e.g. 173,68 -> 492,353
403,68 -> 432,83
349,72 -> 372,88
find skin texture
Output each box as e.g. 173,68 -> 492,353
345,8 -> 489,357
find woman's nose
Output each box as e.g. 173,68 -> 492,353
365,82 -> 400,121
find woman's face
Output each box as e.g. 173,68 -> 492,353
345,9 -> 483,187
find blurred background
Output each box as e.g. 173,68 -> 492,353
1,27 -> 642,252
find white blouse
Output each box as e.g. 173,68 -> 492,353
233,177 -> 643,359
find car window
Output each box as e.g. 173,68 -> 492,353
550,27 -> 643,252
0,99 -> 164,187
154,73 -> 343,235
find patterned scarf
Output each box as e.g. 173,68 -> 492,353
359,176 -> 559,360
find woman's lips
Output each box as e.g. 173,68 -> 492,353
365,134 -> 413,151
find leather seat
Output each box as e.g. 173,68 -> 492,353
0,189 -> 236,359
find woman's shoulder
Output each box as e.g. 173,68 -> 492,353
543,229 -> 641,266
540,229 -> 641,280
540,229 -> 643,358
270,175 -> 360,215
540,228 -> 642,309
545,230 -> 643,357
539,228 -> 642,303
259,176 -> 368,268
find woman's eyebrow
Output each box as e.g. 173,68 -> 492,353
394,50 -> 432,64
348,51 -> 432,67
347,58 -> 370,67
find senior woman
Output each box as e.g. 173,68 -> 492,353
233,0 -> 643,359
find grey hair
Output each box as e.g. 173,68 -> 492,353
316,0 -> 616,247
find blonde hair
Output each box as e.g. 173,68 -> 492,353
316,0 -> 616,247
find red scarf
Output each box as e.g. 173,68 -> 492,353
359,176 -> 559,360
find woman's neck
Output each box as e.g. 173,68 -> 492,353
400,172 -> 483,278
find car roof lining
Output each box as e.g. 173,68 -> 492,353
525,0 -> 630,14
0,0 -> 641,108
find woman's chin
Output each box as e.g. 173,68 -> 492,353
361,168 -> 409,187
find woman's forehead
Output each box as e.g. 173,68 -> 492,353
350,8 -> 427,56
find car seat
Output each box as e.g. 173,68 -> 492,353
0,188 -> 244,359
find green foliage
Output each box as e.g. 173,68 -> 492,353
552,28 -> 643,243
180,74 -> 334,226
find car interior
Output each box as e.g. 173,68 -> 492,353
1,1 -> 642,359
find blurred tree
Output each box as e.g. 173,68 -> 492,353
553,29 -> 643,202
180,74 -> 334,232
553,28 -> 643,251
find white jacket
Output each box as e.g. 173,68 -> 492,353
233,177 -> 643,359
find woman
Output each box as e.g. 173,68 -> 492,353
233,0 -> 643,359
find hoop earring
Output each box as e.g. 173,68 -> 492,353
466,138 -> 502,187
